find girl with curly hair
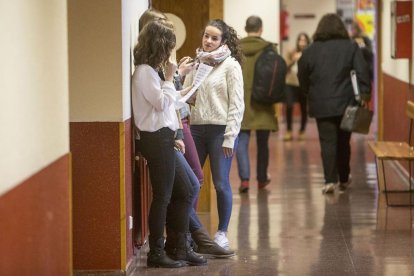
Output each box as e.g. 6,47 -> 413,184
184,19 -> 245,251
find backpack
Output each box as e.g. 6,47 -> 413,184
251,44 -> 287,105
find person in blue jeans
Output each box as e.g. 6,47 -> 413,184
184,19 -> 244,250
236,16 -> 279,193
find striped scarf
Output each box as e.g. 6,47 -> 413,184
195,44 -> 231,66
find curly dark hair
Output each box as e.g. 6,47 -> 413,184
206,19 -> 244,65
133,20 -> 176,69
312,13 -> 349,42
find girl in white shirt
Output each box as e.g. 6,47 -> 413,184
132,20 -> 199,268
184,19 -> 245,251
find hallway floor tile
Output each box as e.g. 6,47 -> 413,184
129,121 -> 414,275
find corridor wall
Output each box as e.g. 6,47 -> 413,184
225,0 -> 280,44
0,1 -> 71,275
68,0 -> 145,272
380,0 -> 414,143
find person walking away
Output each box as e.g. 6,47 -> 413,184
236,15 -> 279,193
297,13 -> 371,194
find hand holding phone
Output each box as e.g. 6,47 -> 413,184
178,56 -> 196,77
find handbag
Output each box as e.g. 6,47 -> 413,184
340,70 -> 373,134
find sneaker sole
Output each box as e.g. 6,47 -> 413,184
200,252 -> 236,258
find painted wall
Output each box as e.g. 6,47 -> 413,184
69,0 -> 148,270
0,1 -> 69,196
122,0 -> 145,121
381,0 -> 412,83
69,1 -> 123,122
281,0 -> 335,54
224,0 -> 280,44
380,0 -> 414,143
69,0 -> 144,122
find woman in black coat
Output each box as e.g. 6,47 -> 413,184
297,13 -> 371,193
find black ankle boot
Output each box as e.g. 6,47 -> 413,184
164,228 -> 177,256
191,227 -> 235,258
172,233 -> 207,266
147,238 -> 184,268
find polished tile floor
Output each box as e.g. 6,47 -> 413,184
130,120 -> 414,276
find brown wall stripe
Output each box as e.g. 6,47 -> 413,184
70,122 -> 121,270
0,154 -> 71,275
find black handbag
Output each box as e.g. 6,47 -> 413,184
340,105 -> 373,134
340,70 -> 373,134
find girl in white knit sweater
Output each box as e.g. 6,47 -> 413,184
184,19 -> 245,251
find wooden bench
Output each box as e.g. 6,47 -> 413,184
368,101 -> 414,206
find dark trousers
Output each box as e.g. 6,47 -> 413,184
315,116 -> 351,184
285,85 -> 308,131
136,127 -> 192,248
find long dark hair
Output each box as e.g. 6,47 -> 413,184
206,19 -> 244,65
133,20 -> 176,68
296,32 -> 311,52
312,13 -> 349,42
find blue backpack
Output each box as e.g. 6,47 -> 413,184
251,44 -> 287,105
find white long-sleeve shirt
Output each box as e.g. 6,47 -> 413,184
132,64 -> 181,132
184,57 -> 245,148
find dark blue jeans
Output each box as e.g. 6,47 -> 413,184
191,125 -> 237,232
236,130 -> 270,182
136,128 -> 192,247
172,151 -> 202,232
316,116 -> 351,184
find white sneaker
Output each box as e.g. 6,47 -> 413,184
339,177 -> 352,191
322,183 -> 336,194
214,231 -> 230,250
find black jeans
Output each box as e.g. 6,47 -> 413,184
285,84 -> 308,131
316,116 -> 351,184
136,128 -> 192,248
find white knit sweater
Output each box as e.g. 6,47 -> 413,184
184,56 -> 245,148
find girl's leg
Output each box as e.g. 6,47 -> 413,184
206,125 -> 235,232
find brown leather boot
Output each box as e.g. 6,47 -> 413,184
172,233 -> 207,266
191,227 -> 236,258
